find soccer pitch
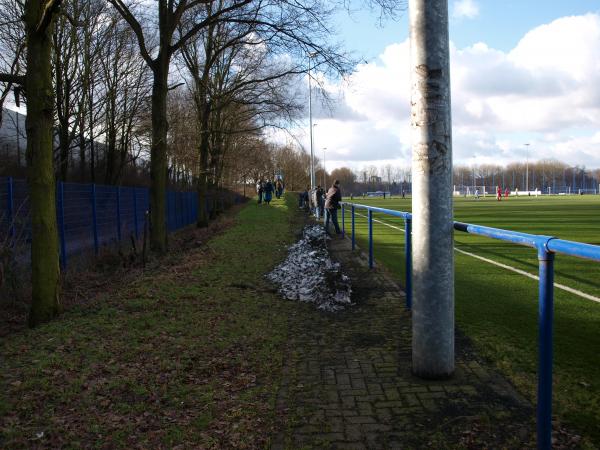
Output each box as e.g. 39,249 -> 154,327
342,194 -> 600,443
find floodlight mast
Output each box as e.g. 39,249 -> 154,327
525,143 -> 530,192
410,0 -> 455,379
308,52 -> 317,191
323,147 -> 327,187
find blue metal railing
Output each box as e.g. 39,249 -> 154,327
341,201 -> 600,450
341,203 -> 413,308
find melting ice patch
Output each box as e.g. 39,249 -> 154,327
267,225 -> 352,312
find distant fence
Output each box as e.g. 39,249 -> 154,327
0,177 -> 245,269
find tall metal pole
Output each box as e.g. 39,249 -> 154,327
308,53 -> 316,191
410,0 -> 455,379
525,143 -> 530,192
322,147 -> 327,187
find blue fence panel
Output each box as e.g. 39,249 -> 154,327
135,188 -> 149,239
12,178 -> 30,244
62,182 -> 95,259
119,187 -> 135,242
0,178 -> 242,268
0,177 -> 9,238
95,184 -> 120,251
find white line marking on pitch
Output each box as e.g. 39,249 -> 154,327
454,248 -> 600,304
351,210 -> 600,304
354,211 -> 405,232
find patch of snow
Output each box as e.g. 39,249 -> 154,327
267,225 -> 352,312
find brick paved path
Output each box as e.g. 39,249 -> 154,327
273,236 -> 535,449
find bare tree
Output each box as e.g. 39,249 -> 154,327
0,0 -> 64,327
106,0 -> 256,252
0,0 -> 25,129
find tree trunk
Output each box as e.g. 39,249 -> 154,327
104,100 -> 117,184
58,122 -> 69,181
150,57 -> 169,252
25,0 -> 61,327
209,181 -> 218,219
78,111 -> 86,181
410,0 -> 454,379
195,98 -> 210,228
88,84 -> 95,183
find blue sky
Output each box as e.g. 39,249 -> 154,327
302,0 -> 600,171
336,0 -> 600,57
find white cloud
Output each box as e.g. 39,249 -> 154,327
453,0 -> 480,19
292,13 -> 600,171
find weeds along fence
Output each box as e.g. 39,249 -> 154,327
0,177 -> 245,270
340,201 -> 600,450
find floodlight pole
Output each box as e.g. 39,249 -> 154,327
410,0 -> 455,379
308,52 -> 317,191
525,143 -> 530,192
323,147 -> 327,187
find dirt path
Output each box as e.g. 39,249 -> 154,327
273,235 -> 536,449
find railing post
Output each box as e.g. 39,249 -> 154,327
405,216 -> 412,309
7,177 -> 14,241
133,188 -> 139,239
184,192 -> 189,225
368,209 -> 373,269
341,204 -> 345,237
91,184 -> 99,255
351,206 -> 355,250
537,246 -> 555,450
173,192 -> 177,229
57,181 -> 67,269
188,192 -> 192,225
178,192 -> 182,228
166,191 -> 171,231
116,186 -> 122,242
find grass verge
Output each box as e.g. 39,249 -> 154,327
0,194 -> 301,449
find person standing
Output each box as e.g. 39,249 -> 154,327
264,179 -> 274,205
496,185 -> 502,201
316,185 -> 325,218
257,180 -> 264,204
324,180 -> 342,235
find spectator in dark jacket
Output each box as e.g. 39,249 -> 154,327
324,180 -> 342,235
264,180 -> 274,205
316,185 -> 325,218
299,186 -> 309,209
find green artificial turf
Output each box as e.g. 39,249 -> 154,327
341,194 -> 600,445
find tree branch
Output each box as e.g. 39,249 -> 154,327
106,0 -> 154,68
0,73 -> 25,85
36,0 -> 63,33
170,0 -> 254,55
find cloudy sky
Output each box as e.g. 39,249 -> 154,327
292,0 -> 600,172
